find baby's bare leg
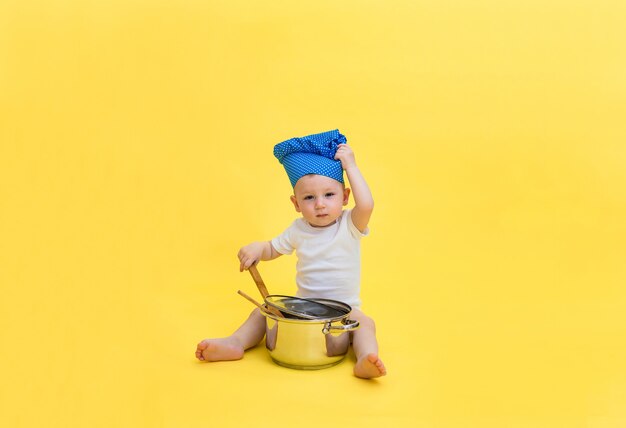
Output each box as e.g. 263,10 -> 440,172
195,308 -> 265,362
350,309 -> 387,379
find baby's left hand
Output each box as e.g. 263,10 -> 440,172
334,144 -> 357,170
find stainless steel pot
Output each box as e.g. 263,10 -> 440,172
260,296 -> 360,370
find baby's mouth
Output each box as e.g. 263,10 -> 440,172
309,215 -> 336,227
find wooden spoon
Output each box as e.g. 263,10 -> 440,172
245,265 -> 284,318
237,290 -> 263,309
248,264 -> 270,298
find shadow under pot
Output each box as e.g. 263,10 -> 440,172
260,295 -> 360,370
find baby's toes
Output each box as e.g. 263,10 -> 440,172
195,341 -> 208,360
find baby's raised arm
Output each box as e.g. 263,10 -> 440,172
237,241 -> 281,272
334,144 -> 374,233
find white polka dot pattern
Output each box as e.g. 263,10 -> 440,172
273,129 -> 346,187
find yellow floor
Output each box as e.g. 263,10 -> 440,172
2,1 -> 626,427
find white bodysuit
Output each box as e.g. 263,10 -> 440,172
271,209 -> 368,309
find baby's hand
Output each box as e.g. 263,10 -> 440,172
237,242 -> 265,272
334,144 -> 357,170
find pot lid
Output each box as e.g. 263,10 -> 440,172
264,295 -> 351,320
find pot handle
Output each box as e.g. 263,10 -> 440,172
323,319 -> 360,335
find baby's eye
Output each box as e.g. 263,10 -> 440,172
325,192 -> 335,197
303,195 -> 314,200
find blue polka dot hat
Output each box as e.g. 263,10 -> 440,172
274,129 -> 347,188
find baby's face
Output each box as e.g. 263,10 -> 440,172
291,174 -> 350,227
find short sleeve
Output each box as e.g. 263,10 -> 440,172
271,222 -> 297,255
347,209 -> 369,239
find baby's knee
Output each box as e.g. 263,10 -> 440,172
355,312 -> 376,332
248,308 -> 266,323
364,316 -> 376,332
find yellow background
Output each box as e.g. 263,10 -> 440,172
1,1 -> 625,427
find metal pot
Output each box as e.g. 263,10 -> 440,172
260,295 -> 360,370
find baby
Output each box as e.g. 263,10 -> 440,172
195,130 -> 386,379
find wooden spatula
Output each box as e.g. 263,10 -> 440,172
247,264 -> 283,317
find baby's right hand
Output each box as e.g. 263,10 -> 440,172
237,242 -> 265,272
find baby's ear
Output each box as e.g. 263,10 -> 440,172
342,188 -> 351,205
290,195 -> 301,212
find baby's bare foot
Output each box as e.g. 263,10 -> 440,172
195,338 -> 244,362
354,353 -> 387,379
